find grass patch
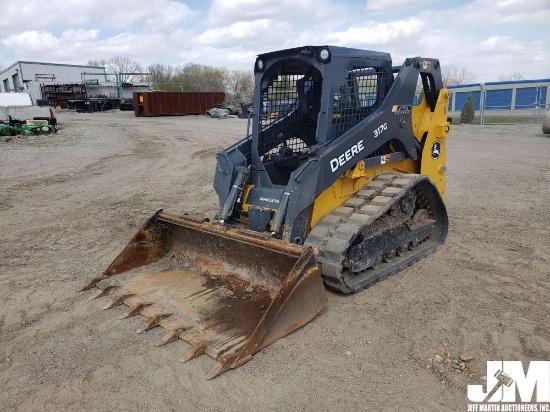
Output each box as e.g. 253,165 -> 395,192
449,115 -> 538,125
481,115 -> 536,124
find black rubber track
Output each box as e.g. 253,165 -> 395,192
304,173 -> 448,293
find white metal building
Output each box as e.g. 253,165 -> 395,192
0,61 -> 106,103
1,61 -> 150,107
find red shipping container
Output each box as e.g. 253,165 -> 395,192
133,92 -> 226,117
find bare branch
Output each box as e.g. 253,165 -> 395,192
442,66 -> 477,87
87,57 -> 144,82
226,69 -> 254,100
497,72 -> 525,82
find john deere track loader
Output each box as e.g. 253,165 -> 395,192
82,46 -> 450,379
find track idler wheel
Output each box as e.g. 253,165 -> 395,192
383,250 -> 396,263
370,255 -> 383,270
396,245 -> 408,257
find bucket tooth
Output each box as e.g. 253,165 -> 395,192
180,343 -> 205,363
156,327 -> 186,347
103,293 -> 135,310
118,302 -> 153,319
137,313 -> 171,334
206,360 -> 231,380
88,284 -> 119,301
80,277 -> 104,291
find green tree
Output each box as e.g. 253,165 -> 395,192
198,66 -> 228,92
148,64 -> 177,90
460,92 -> 475,124
172,63 -> 228,92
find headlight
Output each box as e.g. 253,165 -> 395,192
319,48 -> 330,61
256,59 -> 264,71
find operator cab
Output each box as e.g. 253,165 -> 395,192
255,58 -> 323,185
252,46 -> 393,186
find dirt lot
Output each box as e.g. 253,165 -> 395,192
1,111 -> 548,411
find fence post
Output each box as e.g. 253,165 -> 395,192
534,85 -> 542,124
479,83 -> 485,124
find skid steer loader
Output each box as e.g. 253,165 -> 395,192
82,46 -> 450,379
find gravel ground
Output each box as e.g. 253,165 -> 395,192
0,111 -> 548,411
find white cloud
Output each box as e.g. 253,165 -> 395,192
207,0 -> 312,23
1,30 -> 99,56
196,20 -> 268,46
175,46 -> 258,69
472,35 -> 541,63
0,0 -> 196,33
365,0 -> 437,14
0,0 -> 548,81
0,29 -> 169,65
460,0 -> 550,25
102,0 -> 197,30
469,36 -> 548,80
194,19 -> 294,50
327,18 -> 425,48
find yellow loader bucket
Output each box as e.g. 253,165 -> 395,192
82,210 -> 327,379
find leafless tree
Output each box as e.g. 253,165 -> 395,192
0,63 -> 7,73
107,57 -> 144,83
226,69 -> 255,101
498,72 -> 525,82
87,59 -> 106,67
87,57 -> 144,83
442,66 -> 477,87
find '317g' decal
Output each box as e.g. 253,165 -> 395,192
374,123 -> 387,138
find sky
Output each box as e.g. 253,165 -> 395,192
0,0 -> 549,82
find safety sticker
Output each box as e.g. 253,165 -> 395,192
381,154 -> 390,164
422,60 -> 432,70
431,141 -> 441,160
